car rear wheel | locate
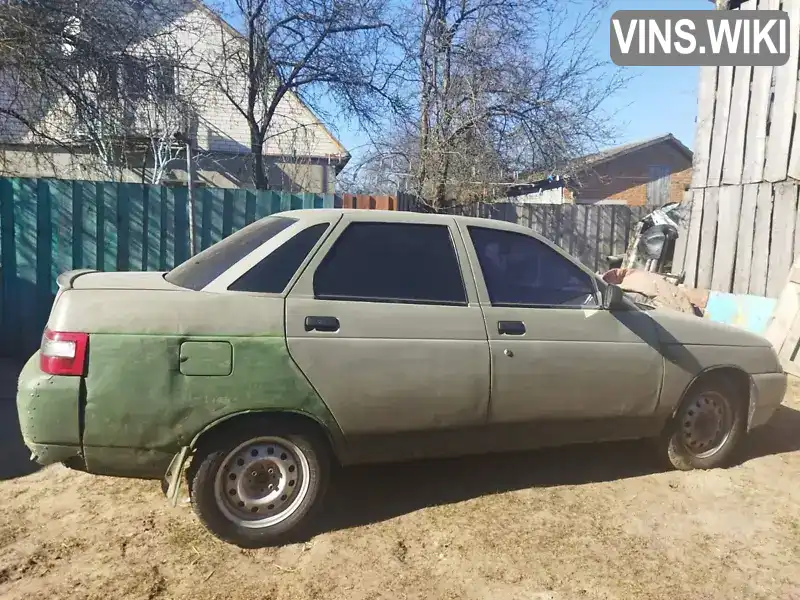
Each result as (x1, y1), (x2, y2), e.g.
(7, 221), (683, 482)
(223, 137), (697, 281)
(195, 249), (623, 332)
(188, 421), (329, 547)
(661, 376), (747, 471)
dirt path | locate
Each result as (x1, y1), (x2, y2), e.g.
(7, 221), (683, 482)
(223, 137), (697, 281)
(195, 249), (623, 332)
(2, 382), (800, 600)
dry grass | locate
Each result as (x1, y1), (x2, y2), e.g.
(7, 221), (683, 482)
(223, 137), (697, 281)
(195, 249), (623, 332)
(2, 393), (800, 599)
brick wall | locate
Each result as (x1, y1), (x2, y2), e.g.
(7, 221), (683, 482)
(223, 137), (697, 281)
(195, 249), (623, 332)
(572, 141), (692, 206)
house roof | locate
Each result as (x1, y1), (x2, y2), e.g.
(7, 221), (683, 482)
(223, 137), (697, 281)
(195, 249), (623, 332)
(576, 133), (693, 169)
(509, 134), (693, 194)
(189, 0), (350, 162)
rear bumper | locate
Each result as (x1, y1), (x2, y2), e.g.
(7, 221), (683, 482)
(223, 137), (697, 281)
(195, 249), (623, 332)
(16, 352), (82, 466)
(749, 372), (788, 430)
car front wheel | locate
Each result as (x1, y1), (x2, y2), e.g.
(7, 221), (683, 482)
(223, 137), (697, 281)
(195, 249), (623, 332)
(661, 376), (747, 471)
(188, 421), (328, 547)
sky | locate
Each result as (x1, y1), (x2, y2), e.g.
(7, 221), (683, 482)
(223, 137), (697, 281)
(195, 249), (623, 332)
(331, 0), (706, 162)
(593, 0), (704, 150)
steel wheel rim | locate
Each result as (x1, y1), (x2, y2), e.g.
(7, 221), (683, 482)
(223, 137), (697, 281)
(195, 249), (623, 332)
(213, 436), (310, 529)
(679, 391), (733, 459)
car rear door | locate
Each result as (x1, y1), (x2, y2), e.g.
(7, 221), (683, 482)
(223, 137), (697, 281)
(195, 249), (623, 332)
(285, 213), (491, 456)
(458, 221), (663, 428)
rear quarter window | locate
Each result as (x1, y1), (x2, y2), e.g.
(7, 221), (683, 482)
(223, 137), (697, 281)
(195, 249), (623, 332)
(165, 216), (297, 291)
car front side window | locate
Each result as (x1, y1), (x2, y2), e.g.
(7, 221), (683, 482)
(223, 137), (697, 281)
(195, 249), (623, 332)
(468, 226), (598, 308)
(313, 221), (468, 305)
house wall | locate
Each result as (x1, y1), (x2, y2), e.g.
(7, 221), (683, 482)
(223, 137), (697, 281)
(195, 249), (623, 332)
(0, 146), (337, 194)
(171, 7), (346, 161)
(571, 141), (692, 206)
(0, 4), (349, 191)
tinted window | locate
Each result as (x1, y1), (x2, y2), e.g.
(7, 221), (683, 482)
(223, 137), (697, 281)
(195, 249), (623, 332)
(229, 223), (329, 293)
(468, 226), (597, 307)
(314, 222), (467, 305)
(165, 216), (297, 291)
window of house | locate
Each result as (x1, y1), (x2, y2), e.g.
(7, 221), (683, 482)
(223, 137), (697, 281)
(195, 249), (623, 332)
(121, 58), (176, 103)
(151, 62), (176, 100)
(228, 223), (330, 293)
(122, 59), (148, 102)
(313, 222), (467, 305)
(166, 216), (298, 291)
(468, 226), (598, 307)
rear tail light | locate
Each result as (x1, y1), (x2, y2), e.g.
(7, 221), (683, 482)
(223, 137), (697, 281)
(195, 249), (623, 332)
(40, 329), (88, 376)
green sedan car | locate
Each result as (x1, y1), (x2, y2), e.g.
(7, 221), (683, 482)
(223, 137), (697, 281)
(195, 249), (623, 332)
(17, 209), (787, 547)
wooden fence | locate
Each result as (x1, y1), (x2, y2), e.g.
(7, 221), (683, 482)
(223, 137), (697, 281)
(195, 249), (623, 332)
(674, 0), (800, 297)
(0, 177), (334, 358)
(402, 197), (647, 272)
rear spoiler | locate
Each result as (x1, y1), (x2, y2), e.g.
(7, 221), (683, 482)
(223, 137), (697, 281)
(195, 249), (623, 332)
(56, 269), (98, 292)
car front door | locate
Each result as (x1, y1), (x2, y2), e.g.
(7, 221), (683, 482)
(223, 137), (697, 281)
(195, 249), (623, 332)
(459, 222), (663, 433)
(285, 214), (491, 461)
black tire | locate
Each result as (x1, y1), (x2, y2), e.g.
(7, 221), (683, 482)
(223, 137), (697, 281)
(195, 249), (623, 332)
(187, 418), (329, 548)
(659, 375), (747, 471)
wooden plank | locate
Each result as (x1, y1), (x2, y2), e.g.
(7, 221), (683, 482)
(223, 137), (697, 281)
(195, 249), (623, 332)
(585, 207), (600, 272)
(671, 191), (692, 274)
(696, 187), (719, 289)
(764, 0), (800, 183)
(741, 0), (778, 184)
(711, 185), (743, 292)
(598, 207), (613, 272)
(722, 52), (753, 183)
(679, 199), (699, 282)
(779, 314), (800, 377)
(611, 207), (631, 257)
(573, 206), (588, 266)
(707, 66), (734, 187)
(765, 250), (800, 352)
(787, 0), (800, 179)
(529, 206), (545, 236)
(750, 183), (774, 296)
(560, 204), (575, 255)
(771, 293), (800, 356)
(733, 184), (758, 294)
(692, 67), (718, 188)
(767, 183), (799, 297)
(723, 0), (757, 184)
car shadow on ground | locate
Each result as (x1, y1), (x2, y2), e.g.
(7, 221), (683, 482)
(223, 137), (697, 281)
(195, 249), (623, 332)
(0, 396), (40, 481)
(0, 359), (40, 481)
(314, 403), (800, 536)
(738, 404), (800, 464)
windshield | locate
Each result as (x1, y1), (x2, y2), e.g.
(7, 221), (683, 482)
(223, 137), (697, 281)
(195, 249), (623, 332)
(165, 216), (297, 291)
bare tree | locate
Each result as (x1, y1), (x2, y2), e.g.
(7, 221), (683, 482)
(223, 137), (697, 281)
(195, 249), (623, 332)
(0, 0), (204, 180)
(346, 0), (628, 210)
(205, 0), (404, 189)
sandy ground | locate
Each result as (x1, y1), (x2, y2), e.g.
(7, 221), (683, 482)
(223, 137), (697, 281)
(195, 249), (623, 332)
(2, 361), (800, 600)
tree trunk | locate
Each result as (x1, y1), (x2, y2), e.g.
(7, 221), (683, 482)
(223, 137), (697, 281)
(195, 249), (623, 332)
(253, 152), (268, 189)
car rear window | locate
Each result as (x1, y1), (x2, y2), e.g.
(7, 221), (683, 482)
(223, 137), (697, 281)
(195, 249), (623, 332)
(165, 216), (297, 291)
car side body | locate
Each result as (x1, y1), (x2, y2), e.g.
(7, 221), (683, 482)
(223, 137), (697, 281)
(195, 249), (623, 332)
(16, 208), (787, 540)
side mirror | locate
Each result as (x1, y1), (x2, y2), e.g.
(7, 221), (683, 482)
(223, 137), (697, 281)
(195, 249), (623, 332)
(602, 284), (625, 310)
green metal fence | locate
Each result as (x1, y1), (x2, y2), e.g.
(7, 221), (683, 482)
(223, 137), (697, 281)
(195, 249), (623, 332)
(0, 177), (335, 358)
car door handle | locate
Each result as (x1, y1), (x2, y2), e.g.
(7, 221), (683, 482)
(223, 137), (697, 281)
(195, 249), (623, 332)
(305, 316), (340, 332)
(498, 321), (526, 336)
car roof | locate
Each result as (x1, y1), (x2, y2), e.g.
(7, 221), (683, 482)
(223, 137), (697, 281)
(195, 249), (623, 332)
(276, 208), (533, 234)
